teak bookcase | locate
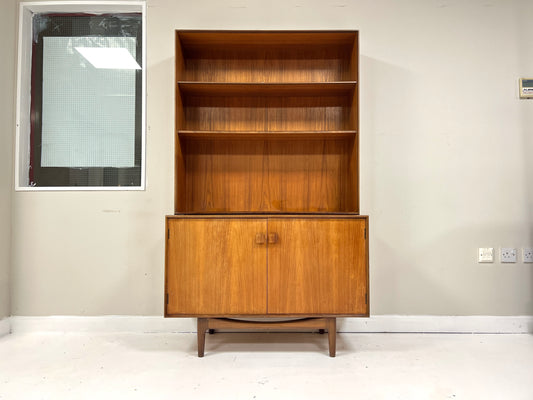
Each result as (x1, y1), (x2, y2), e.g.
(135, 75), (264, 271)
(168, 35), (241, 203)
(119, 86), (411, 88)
(165, 30), (369, 357)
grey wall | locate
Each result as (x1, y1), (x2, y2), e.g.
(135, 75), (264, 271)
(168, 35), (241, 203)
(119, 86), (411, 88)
(0, 0), (16, 319)
(9, 0), (533, 316)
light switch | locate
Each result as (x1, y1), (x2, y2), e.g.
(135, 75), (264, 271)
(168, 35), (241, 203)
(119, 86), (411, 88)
(478, 248), (494, 263)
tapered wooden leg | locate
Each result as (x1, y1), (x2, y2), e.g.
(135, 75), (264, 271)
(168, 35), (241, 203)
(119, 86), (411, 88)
(327, 318), (336, 357)
(197, 318), (208, 357)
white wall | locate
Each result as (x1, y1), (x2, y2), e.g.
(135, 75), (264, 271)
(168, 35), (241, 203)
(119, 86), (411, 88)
(0, 0), (16, 319)
(10, 0), (533, 316)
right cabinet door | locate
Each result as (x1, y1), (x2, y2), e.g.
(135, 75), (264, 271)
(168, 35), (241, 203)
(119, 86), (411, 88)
(267, 218), (368, 315)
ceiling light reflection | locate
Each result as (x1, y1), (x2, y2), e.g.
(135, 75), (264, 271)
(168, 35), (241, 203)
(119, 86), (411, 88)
(75, 47), (141, 70)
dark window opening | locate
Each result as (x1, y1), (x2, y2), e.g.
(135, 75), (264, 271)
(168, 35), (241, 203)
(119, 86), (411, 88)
(30, 13), (143, 187)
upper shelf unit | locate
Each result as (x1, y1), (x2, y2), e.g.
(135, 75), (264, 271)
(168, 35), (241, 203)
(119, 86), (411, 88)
(176, 30), (358, 83)
(174, 31), (360, 214)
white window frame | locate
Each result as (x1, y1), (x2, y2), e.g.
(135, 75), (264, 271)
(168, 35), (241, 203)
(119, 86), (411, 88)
(15, 1), (146, 191)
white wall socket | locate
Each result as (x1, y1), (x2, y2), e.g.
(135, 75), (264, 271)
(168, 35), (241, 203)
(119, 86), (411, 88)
(523, 248), (533, 263)
(478, 248), (494, 263)
(500, 248), (517, 263)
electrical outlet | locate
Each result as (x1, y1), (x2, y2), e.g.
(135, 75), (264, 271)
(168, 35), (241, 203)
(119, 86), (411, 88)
(500, 248), (517, 263)
(478, 248), (494, 263)
(523, 248), (533, 263)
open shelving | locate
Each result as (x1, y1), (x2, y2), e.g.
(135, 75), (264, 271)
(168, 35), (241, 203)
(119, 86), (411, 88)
(174, 30), (359, 214)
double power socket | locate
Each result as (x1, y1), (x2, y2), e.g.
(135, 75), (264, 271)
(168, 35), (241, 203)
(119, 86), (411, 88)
(479, 247), (533, 263)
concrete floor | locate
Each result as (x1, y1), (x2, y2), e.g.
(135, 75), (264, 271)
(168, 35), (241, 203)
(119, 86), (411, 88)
(0, 332), (532, 400)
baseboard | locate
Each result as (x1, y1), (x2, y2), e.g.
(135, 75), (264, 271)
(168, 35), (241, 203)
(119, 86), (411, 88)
(0, 317), (11, 337)
(11, 316), (196, 334)
(9, 315), (533, 334)
(340, 315), (533, 333)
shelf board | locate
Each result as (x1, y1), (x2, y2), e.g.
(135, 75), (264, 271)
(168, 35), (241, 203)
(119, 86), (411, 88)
(177, 82), (357, 97)
(171, 212), (363, 217)
(177, 130), (357, 139)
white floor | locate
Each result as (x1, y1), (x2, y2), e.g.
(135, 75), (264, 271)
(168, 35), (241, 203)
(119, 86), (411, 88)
(0, 331), (532, 400)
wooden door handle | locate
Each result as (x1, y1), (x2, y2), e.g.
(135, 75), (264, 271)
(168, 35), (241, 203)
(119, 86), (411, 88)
(255, 233), (266, 245)
(268, 232), (279, 244)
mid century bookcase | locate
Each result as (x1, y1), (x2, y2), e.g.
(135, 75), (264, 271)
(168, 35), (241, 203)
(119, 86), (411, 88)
(165, 30), (369, 357)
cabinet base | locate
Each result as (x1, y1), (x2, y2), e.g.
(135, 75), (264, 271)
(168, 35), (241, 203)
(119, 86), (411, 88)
(197, 317), (336, 357)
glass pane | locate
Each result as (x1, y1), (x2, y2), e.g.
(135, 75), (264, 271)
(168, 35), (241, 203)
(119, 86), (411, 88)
(41, 36), (137, 168)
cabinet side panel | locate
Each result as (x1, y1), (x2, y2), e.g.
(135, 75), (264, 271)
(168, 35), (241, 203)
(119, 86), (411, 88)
(166, 218), (267, 315)
(175, 45), (186, 212)
(348, 32), (358, 81)
(175, 131), (186, 213)
(348, 33), (359, 212)
(347, 134), (359, 213)
(267, 218), (367, 315)
(175, 31), (186, 81)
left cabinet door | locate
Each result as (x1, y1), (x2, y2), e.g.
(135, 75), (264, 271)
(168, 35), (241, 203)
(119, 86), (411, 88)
(165, 218), (268, 316)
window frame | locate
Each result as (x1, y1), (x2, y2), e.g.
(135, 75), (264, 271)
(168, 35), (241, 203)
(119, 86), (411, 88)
(15, 1), (146, 191)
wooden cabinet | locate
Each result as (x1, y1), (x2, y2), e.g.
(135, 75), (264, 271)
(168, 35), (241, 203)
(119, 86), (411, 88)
(166, 216), (368, 317)
(165, 30), (368, 357)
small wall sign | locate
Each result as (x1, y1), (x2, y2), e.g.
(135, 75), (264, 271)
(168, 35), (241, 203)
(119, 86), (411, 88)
(519, 78), (533, 99)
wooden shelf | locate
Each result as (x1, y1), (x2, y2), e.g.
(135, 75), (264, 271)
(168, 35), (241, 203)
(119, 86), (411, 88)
(177, 130), (357, 139)
(177, 82), (356, 97)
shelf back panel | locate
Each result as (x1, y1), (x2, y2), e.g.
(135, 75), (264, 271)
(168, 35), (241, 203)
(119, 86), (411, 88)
(176, 137), (358, 214)
(181, 95), (354, 132)
(177, 31), (358, 83)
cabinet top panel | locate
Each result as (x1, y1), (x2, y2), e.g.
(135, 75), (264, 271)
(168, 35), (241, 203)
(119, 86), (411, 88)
(167, 213), (368, 220)
(176, 30), (357, 47)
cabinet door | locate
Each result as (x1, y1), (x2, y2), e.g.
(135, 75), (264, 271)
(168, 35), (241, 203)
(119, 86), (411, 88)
(267, 218), (368, 315)
(166, 218), (267, 315)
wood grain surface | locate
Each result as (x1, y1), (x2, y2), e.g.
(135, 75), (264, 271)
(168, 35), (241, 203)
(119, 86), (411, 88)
(166, 218), (267, 315)
(179, 137), (357, 213)
(267, 218), (367, 314)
